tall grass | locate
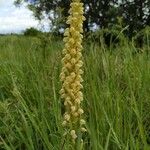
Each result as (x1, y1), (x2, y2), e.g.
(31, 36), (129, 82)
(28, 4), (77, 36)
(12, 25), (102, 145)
(0, 35), (150, 150)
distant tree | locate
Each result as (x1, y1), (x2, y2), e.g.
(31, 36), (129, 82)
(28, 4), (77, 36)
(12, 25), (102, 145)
(24, 27), (41, 36)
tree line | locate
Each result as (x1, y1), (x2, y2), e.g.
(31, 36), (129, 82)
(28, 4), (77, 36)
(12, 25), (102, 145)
(15, 0), (150, 37)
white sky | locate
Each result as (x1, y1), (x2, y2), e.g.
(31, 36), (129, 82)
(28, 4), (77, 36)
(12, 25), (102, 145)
(0, 0), (48, 34)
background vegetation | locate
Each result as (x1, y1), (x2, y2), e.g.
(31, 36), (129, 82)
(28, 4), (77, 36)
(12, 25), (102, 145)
(15, 0), (150, 36)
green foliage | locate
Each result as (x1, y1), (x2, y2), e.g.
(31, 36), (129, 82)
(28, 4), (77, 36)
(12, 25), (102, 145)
(24, 27), (42, 36)
(133, 26), (150, 50)
(86, 20), (128, 48)
(14, 0), (150, 36)
(0, 35), (150, 149)
(86, 21), (150, 51)
(120, 0), (150, 36)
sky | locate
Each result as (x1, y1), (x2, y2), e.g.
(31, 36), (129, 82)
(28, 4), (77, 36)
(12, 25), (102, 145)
(0, 0), (47, 34)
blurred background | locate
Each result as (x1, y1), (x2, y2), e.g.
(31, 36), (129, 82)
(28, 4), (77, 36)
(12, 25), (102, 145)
(0, 0), (150, 37)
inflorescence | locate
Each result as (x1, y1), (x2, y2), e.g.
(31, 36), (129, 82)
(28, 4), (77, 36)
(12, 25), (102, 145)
(60, 0), (86, 143)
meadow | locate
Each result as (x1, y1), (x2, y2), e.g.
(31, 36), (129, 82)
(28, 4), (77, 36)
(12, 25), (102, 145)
(0, 35), (150, 150)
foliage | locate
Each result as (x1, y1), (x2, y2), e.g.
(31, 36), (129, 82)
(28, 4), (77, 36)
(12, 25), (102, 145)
(14, 0), (150, 36)
(86, 20), (128, 48)
(24, 27), (42, 36)
(120, 0), (150, 36)
(0, 35), (150, 149)
(133, 26), (150, 49)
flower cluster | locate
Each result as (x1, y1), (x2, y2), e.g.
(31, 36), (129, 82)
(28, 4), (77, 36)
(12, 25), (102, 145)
(60, 0), (86, 143)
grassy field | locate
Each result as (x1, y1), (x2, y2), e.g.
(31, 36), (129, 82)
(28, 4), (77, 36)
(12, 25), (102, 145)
(0, 35), (150, 150)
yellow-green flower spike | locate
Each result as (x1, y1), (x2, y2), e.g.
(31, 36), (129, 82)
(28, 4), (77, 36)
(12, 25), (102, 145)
(60, 0), (86, 144)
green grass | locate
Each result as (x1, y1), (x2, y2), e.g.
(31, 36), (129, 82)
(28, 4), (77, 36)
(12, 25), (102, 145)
(0, 35), (150, 150)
